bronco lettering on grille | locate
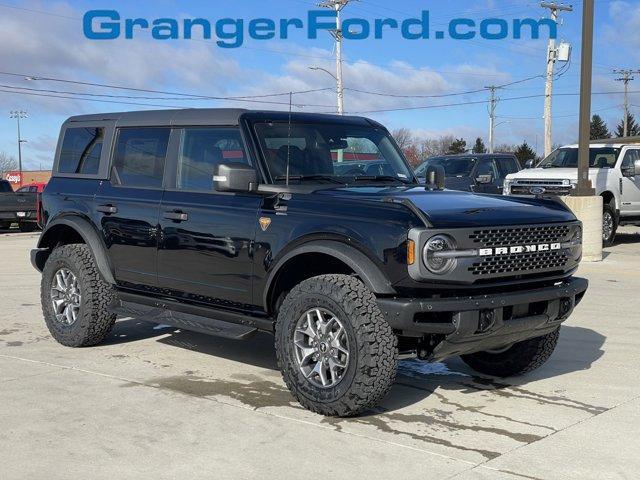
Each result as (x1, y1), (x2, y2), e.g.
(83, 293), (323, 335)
(478, 243), (561, 256)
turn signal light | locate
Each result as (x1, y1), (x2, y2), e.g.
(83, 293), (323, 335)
(407, 239), (415, 265)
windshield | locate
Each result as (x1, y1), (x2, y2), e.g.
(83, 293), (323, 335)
(538, 147), (621, 168)
(419, 157), (477, 177)
(253, 122), (414, 184)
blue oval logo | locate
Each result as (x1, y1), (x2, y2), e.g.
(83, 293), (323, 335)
(530, 186), (546, 195)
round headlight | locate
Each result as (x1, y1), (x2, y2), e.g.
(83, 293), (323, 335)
(423, 234), (457, 274)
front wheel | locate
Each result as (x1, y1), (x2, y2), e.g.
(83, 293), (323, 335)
(602, 204), (617, 247)
(275, 274), (397, 417)
(461, 328), (560, 377)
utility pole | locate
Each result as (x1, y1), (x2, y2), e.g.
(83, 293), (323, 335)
(485, 86), (501, 154)
(541, 2), (573, 157)
(318, 0), (352, 115)
(575, 0), (595, 196)
(9, 110), (27, 187)
(613, 69), (640, 137)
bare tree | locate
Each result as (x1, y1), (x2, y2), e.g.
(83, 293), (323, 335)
(0, 152), (17, 177)
(391, 128), (415, 151)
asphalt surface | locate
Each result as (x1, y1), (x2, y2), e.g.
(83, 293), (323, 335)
(1, 226), (639, 479)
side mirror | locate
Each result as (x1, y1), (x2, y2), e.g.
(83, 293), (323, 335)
(425, 165), (445, 190)
(475, 174), (493, 184)
(525, 159), (535, 169)
(214, 163), (258, 193)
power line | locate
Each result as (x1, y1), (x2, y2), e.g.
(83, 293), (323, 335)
(0, 71), (333, 101)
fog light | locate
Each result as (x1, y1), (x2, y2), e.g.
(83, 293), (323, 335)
(559, 298), (573, 318)
(476, 309), (496, 333)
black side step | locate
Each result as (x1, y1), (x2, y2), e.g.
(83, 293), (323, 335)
(109, 293), (274, 340)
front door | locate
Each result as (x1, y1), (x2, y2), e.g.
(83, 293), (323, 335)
(472, 158), (502, 194)
(157, 127), (261, 310)
(95, 127), (170, 290)
(620, 149), (640, 215)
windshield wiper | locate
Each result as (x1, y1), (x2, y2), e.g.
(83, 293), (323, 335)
(350, 175), (411, 184)
(274, 175), (345, 184)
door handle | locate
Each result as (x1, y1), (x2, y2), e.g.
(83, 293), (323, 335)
(163, 210), (188, 222)
(97, 204), (117, 214)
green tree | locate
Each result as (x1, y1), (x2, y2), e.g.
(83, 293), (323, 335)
(590, 114), (611, 140)
(514, 141), (536, 165)
(447, 138), (467, 154)
(472, 137), (486, 154)
(615, 113), (640, 137)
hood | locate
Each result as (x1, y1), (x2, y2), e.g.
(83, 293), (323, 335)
(507, 167), (602, 181)
(443, 176), (473, 192)
(317, 186), (577, 228)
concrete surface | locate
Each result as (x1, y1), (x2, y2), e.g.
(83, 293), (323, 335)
(1, 226), (639, 480)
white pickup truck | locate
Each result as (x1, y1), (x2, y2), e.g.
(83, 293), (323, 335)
(504, 142), (640, 246)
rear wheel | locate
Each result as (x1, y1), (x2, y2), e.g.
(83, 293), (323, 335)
(602, 203), (617, 247)
(0, 221), (11, 230)
(41, 244), (116, 347)
(461, 328), (560, 377)
(275, 274), (397, 417)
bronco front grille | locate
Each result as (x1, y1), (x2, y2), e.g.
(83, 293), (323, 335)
(469, 225), (571, 248)
(469, 250), (569, 276)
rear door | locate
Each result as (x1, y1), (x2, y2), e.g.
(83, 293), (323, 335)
(157, 127), (261, 310)
(620, 148), (640, 215)
(95, 127), (170, 290)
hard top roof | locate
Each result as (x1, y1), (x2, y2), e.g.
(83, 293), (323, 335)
(65, 108), (378, 128)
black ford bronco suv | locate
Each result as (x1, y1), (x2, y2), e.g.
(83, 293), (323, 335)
(32, 109), (587, 417)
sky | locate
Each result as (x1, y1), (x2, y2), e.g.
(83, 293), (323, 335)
(0, 0), (639, 170)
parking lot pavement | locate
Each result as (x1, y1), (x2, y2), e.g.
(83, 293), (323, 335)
(1, 228), (639, 480)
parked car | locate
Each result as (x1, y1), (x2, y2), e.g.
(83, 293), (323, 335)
(415, 153), (521, 194)
(0, 178), (40, 231)
(32, 109), (587, 417)
(504, 142), (640, 246)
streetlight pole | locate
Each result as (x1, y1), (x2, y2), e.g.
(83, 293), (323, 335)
(9, 110), (27, 187)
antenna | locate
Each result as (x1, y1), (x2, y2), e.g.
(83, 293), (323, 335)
(285, 92), (293, 186)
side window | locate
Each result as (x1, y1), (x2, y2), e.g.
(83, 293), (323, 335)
(16, 186), (28, 193)
(475, 159), (498, 179)
(496, 158), (520, 177)
(177, 128), (248, 192)
(0, 181), (11, 193)
(58, 127), (104, 175)
(622, 149), (640, 168)
(112, 128), (170, 188)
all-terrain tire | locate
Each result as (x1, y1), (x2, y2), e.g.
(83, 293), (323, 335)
(275, 274), (397, 417)
(461, 328), (560, 377)
(41, 244), (116, 347)
(602, 203), (617, 247)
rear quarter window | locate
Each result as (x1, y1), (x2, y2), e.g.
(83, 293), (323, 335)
(58, 127), (104, 175)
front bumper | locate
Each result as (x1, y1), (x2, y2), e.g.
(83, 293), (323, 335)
(377, 277), (588, 361)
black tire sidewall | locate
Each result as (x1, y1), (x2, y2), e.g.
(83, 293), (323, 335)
(278, 288), (359, 405)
